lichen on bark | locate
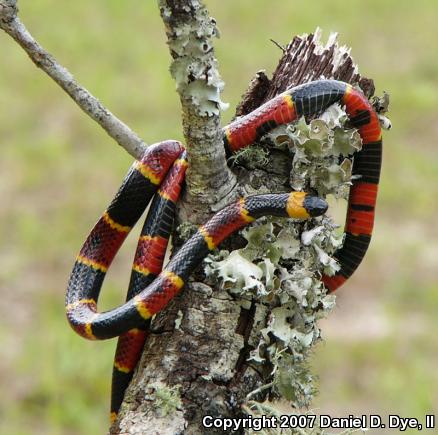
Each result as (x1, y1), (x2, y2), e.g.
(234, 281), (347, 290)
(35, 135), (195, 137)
(159, 0), (236, 224)
(203, 107), (357, 409)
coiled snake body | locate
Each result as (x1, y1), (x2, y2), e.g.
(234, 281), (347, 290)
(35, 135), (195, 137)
(65, 80), (382, 421)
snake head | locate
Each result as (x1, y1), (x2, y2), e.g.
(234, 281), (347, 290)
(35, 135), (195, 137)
(303, 194), (328, 217)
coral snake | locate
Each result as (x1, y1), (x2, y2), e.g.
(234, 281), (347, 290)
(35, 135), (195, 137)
(65, 80), (382, 422)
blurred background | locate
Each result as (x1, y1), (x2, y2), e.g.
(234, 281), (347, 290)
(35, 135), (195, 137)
(1, 0), (437, 433)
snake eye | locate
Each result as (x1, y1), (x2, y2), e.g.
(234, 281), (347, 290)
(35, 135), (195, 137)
(303, 195), (328, 217)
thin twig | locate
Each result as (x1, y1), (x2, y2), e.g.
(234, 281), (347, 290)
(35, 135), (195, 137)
(246, 381), (274, 400)
(270, 38), (286, 52)
(0, 0), (147, 160)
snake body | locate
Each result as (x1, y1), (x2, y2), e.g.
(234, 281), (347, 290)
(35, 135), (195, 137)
(65, 80), (382, 421)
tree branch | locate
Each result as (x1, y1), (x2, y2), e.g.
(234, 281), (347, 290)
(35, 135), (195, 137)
(158, 0), (236, 224)
(0, 0), (147, 160)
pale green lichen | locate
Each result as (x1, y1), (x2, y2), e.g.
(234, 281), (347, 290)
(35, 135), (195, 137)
(177, 221), (198, 241)
(204, 93), (390, 413)
(229, 145), (270, 170)
(162, 2), (228, 116)
(204, 216), (341, 304)
(148, 383), (182, 417)
(373, 91), (392, 130)
(204, 216), (340, 408)
(174, 310), (184, 330)
(274, 110), (362, 197)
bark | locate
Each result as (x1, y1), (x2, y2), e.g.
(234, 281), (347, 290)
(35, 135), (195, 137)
(112, 28), (373, 435)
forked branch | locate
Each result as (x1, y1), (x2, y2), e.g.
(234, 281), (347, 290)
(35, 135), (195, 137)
(158, 0), (236, 223)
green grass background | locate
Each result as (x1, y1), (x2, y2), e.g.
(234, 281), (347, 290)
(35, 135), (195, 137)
(1, 0), (437, 433)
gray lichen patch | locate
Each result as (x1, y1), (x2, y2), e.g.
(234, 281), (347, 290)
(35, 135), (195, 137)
(204, 215), (338, 407)
(229, 145), (270, 170)
(147, 382), (183, 417)
(272, 108), (362, 198)
(160, 1), (228, 116)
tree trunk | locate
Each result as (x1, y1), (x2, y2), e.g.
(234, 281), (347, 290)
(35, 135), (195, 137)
(112, 27), (374, 434)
